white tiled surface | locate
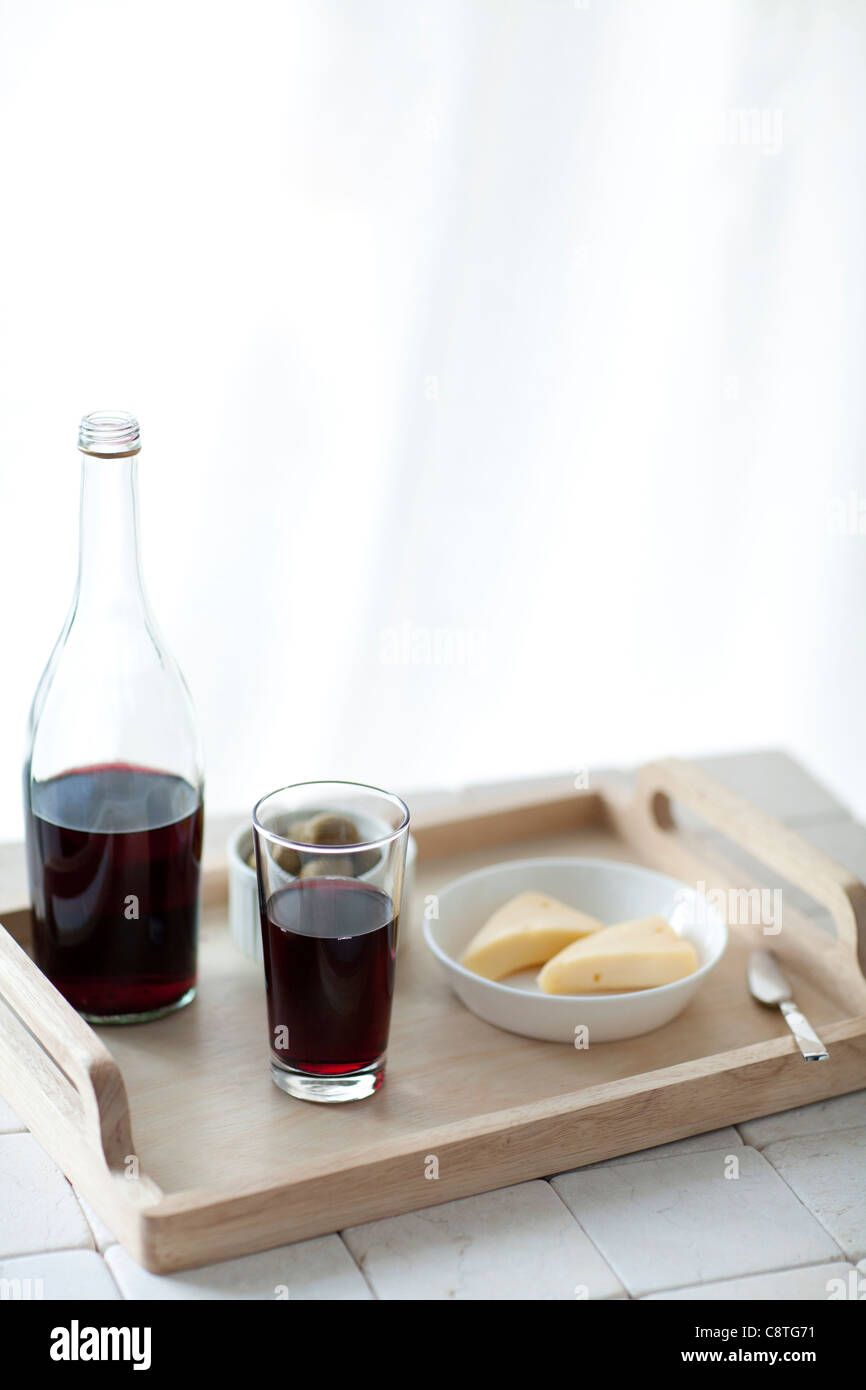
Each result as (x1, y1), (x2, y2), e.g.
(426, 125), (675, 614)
(2, 750), (866, 1301)
(761, 1127), (866, 1263)
(343, 1181), (624, 1300)
(0, 1134), (93, 1259)
(739, 1092), (866, 1148)
(645, 1262), (857, 1301)
(106, 1235), (371, 1300)
(0, 1249), (121, 1299)
(551, 1147), (841, 1297)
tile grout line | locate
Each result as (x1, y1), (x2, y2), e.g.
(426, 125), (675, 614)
(0, 1238), (96, 1262)
(70, 1189), (105, 1260)
(546, 1143), (850, 1299)
(749, 1146), (850, 1264)
(100, 1252), (125, 1299)
(337, 1230), (379, 1300)
(642, 1255), (854, 1300)
(0, 1244), (126, 1300)
(543, 1176), (635, 1299)
(735, 1115), (866, 1150)
(566, 1140), (745, 1176)
(714, 1142), (850, 1281)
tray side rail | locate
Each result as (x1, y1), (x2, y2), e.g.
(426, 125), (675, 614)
(0, 923), (151, 1183)
(624, 757), (866, 987)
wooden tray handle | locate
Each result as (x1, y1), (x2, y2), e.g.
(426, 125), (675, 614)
(633, 758), (866, 977)
(0, 924), (134, 1173)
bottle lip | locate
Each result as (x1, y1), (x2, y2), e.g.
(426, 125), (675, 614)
(78, 411), (141, 457)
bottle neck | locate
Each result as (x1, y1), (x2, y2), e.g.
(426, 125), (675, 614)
(75, 454), (148, 615)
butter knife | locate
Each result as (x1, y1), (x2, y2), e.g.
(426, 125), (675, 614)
(748, 949), (829, 1061)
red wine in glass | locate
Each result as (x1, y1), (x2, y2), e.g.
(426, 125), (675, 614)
(261, 877), (397, 1077)
(25, 763), (203, 1020)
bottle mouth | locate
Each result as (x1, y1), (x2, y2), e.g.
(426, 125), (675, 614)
(78, 411), (141, 457)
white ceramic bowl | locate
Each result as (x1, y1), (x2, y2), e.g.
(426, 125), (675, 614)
(228, 822), (417, 964)
(423, 856), (727, 1043)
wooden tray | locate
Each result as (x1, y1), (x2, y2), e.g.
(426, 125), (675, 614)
(1, 758), (865, 1273)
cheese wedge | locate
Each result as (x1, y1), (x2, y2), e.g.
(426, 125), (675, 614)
(461, 891), (602, 981)
(537, 915), (699, 994)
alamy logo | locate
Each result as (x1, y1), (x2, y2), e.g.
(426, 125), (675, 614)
(50, 1320), (152, 1371)
(379, 621), (489, 668)
(687, 880), (782, 934)
(719, 107), (783, 155)
(0, 1276), (44, 1300)
(826, 1269), (866, 1300)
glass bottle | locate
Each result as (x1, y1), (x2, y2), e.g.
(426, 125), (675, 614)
(23, 411), (204, 1023)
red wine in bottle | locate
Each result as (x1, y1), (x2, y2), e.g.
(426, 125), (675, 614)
(27, 764), (203, 1019)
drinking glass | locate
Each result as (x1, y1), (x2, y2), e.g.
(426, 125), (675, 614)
(252, 781), (409, 1103)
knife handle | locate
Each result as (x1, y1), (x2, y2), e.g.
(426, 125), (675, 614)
(779, 1000), (829, 1062)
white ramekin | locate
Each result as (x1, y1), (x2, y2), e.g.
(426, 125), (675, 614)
(424, 855), (727, 1043)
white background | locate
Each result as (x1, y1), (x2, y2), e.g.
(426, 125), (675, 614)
(1, 0), (864, 839)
